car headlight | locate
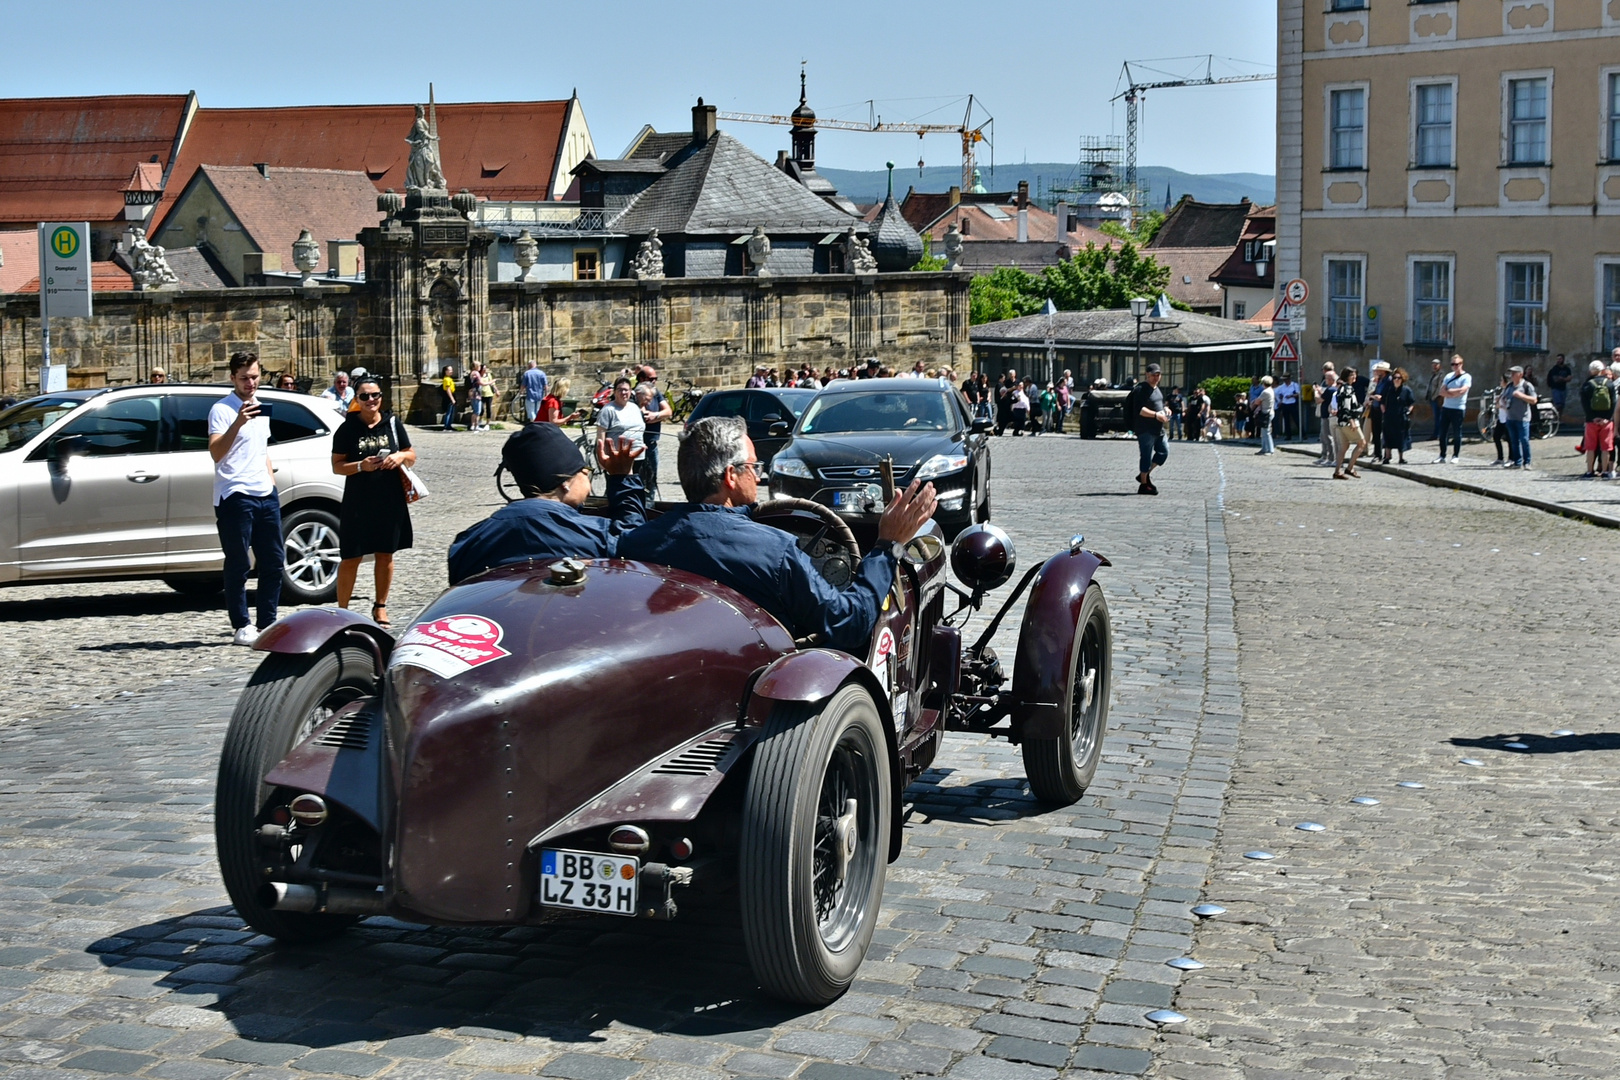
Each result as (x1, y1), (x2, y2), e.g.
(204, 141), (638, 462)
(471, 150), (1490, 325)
(771, 456), (812, 479)
(915, 453), (968, 481)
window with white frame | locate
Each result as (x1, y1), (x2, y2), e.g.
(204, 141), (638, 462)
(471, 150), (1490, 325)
(1508, 78), (1548, 164)
(1609, 73), (1620, 162)
(1412, 261), (1452, 345)
(1414, 83), (1453, 167)
(1604, 264), (1620, 352)
(1327, 259), (1363, 341)
(1330, 89), (1366, 169)
(1503, 260), (1547, 350)
(1232, 300), (1247, 320)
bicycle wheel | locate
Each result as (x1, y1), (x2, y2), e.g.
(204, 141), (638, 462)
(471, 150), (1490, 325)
(573, 430), (606, 496)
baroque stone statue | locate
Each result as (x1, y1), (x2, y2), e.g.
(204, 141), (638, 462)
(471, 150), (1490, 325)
(630, 228), (664, 279)
(842, 226), (878, 274)
(942, 222), (964, 270)
(405, 104), (447, 193)
(128, 227), (178, 290)
(745, 226), (771, 277)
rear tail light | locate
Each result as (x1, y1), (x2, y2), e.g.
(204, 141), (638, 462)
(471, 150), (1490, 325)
(288, 793), (328, 827)
(670, 837), (694, 861)
(608, 825), (650, 855)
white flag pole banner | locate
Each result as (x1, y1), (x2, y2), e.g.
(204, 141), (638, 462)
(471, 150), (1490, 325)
(38, 221), (92, 391)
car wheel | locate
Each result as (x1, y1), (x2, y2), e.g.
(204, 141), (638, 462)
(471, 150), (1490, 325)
(163, 574), (222, 596)
(281, 507), (341, 605)
(976, 486), (992, 524)
(1022, 584), (1111, 804)
(740, 683), (891, 1006)
(215, 645), (378, 942)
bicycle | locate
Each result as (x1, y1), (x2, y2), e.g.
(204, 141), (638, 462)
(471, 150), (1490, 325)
(494, 406), (603, 503)
(669, 379), (705, 423)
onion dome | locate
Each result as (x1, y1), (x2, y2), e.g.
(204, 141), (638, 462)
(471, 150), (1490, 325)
(791, 67), (816, 128)
(868, 162), (923, 272)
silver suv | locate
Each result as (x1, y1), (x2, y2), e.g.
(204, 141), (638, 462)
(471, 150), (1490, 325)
(0, 384), (345, 603)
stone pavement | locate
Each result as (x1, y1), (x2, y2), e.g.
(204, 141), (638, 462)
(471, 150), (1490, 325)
(0, 434), (1245, 1080)
(1151, 447), (1620, 1079)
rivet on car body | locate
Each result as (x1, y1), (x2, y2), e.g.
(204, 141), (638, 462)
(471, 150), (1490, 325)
(608, 825), (651, 855)
(288, 794), (328, 827)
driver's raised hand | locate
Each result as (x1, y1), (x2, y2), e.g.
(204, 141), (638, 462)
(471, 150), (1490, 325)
(877, 479), (937, 543)
(597, 436), (644, 476)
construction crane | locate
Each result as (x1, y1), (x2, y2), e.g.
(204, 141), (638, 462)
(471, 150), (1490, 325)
(719, 82), (992, 193)
(1111, 56), (1275, 199)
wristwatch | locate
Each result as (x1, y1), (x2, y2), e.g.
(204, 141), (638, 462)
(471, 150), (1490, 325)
(879, 539), (907, 562)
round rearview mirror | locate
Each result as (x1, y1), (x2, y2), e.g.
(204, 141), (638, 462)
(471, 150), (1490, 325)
(950, 523), (1016, 591)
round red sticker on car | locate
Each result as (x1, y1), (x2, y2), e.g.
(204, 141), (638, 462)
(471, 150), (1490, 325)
(391, 615), (512, 679)
(873, 627), (895, 665)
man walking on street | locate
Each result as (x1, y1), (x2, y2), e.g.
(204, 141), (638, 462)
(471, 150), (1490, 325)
(1315, 364), (1338, 465)
(1581, 359), (1616, 478)
(1127, 363), (1170, 495)
(1434, 355), (1470, 464)
(208, 351), (282, 646)
(520, 360), (548, 423)
(1425, 357), (1445, 442)
(1502, 365), (1537, 469)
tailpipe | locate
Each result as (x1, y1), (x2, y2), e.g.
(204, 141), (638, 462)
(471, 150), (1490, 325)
(260, 882), (387, 916)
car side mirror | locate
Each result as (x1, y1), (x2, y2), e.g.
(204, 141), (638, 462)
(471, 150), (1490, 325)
(971, 417), (992, 433)
(51, 434), (90, 466)
(768, 421), (791, 437)
(950, 523), (1017, 591)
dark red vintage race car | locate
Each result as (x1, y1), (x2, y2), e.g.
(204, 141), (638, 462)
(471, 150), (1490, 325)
(215, 504), (1112, 1006)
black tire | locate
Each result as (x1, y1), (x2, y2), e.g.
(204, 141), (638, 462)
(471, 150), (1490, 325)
(281, 506), (341, 605)
(740, 683), (891, 1005)
(976, 486), (992, 524)
(1022, 584), (1111, 805)
(215, 645), (379, 942)
(163, 574), (222, 596)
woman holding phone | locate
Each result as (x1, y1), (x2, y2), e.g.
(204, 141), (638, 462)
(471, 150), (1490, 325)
(330, 377), (415, 626)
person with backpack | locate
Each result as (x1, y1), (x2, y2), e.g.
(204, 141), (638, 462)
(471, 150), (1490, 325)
(1581, 358), (1617, 479)
(1332, 370), (1365, 480)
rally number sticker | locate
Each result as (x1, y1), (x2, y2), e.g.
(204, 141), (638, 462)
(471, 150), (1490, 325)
(391, 615), (511, 679)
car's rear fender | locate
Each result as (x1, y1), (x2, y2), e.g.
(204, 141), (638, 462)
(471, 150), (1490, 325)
(743, 648), (906, 861)
(265, 701), (388, 835)
(1010, 547), (1106, 740)
(255, 607), (395, 669)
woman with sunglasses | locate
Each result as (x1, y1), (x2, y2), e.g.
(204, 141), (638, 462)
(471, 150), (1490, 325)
(330, 378), (416, 627)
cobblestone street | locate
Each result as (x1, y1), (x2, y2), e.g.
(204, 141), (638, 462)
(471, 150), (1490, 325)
(0, 427), (1613, 1079)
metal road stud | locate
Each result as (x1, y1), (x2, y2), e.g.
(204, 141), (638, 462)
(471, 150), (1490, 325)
(1351, 797), (1380, 805)
(1459, 758), (1484, 767)
(1190, 903), (1226, 918)
(1243, 850), (1276, 860)
(1552, 730), (1575, 737)
(1397, 782), (1425, 789)
(1504, 742), (1528, 750)
(1166, 957), (1205, 970)
(1295, 822), (1326, 832)
(1146, 1010), (1188, 1025)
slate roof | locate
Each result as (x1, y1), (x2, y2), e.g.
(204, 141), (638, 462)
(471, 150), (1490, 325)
(1210, 204), (1276, 289)
(1145, 247), (1230, 311)
(110, 245), (229, 290)
(621, 127), (696, 165)
(180, 165), (382, 275)
(610, 133), (859, 236)
(971, 308), (1271, 350)
(1146, 197), (1252, 250)
(0, 94), (192, 224)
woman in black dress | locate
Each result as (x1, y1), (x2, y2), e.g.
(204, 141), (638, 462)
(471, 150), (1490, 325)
(329, 378), (415, 626)
(1381, 367), (1416, 464)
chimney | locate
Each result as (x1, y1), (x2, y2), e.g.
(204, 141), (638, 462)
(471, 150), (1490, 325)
(1016, 206), (1028, 243)
(948, 185), (960, 206)
(326, 239), (360, 277)
(254, 162), (269, 179)
(241, 251), (282, 284)
(692, 97), (717, 144)
(1016, 180), (1029, 209)
(1055, 200), (1069, 241)
(776, 150), (789, 171)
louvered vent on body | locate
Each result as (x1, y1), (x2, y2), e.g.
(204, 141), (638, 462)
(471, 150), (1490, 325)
(652, 739), (731, 776)
(316, 713), (373, 750)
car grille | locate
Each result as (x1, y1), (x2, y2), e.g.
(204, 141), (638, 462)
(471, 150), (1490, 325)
(652, 739), (733, 776)
(316, 712), (373, 750)
(817, 464), (914, 483)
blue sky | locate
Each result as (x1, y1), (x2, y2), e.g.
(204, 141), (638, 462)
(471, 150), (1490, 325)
(4, 0), (1277, 176)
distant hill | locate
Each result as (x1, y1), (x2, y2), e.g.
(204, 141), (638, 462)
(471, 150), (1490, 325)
(817, 162), (1275, 208)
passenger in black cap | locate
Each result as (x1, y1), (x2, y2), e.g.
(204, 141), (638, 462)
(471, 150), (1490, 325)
(446, 424), (644, 584)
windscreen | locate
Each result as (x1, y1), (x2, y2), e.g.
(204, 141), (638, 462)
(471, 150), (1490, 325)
(0, 397), (84, 453)
(798, 391), (955, 435)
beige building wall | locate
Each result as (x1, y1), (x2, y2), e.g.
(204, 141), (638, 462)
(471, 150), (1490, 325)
(1282, 0), (1620, 397)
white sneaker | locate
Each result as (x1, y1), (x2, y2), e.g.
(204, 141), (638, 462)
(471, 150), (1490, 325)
(1605, 471), (1617, 480)
(232, 625), (260, 647)
(1446, 458), (1459, 465)
(1431, 456), (1446, 464)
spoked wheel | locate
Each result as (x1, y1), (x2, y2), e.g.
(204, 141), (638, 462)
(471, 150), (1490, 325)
(215, 644), (379, 942)
(1022, 584), (1112, 804)
(281, 508), (341, 604)
(1536, 409), (1560, 440)
(740, 684), (891, 1005)
(573, 431), (606, 497)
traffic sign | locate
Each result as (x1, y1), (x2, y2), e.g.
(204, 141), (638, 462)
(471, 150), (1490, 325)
(37, 221), (92, 319)
(1284, 278), (1309, 305)
(1363, 304), (1381, 343)
(1274, 299), (1307, 334)
(1271, 334), (1298, 363)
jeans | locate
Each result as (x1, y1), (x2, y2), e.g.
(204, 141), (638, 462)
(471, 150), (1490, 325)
(1438, 408), (1464, 458)
(1137, 429), (1168, 475)
(442, 391), (456, 430)
(1551, 388), (1566, 416)
(1430, 399), (1445, 440)
(471, 396), (484, 425)
(1259, 420), (1274, 454)
(215, 492), (283, 630)
(638, 435), (661, 499)
(1507, 418), (1532, 465)
(524, 396), (541, 423)
(1275, 406), (1298, 440)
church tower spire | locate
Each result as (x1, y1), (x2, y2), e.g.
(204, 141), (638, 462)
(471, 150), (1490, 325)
(791, 61), (817, 170)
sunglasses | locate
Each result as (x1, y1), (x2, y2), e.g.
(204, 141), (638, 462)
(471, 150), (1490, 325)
(357, 392), (383, 401)
(731, 459), (765, 477)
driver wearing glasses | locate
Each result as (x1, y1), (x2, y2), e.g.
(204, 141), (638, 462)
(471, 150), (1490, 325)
(616, 417), (937, 654)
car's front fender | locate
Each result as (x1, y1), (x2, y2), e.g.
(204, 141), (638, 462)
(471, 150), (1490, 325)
(255, 607), (394, 667)
(1011, 548), (1105, 739)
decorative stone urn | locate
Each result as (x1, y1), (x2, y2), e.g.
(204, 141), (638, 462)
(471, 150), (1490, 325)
(291, 228), (321, 286)
(513, 230), (539, 281)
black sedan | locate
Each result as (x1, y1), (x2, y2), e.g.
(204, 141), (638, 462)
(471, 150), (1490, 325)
(684, 387), (817, 469)
(766, 378), (991, 536)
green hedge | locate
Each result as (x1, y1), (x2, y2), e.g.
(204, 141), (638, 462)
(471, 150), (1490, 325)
(1199, 376), (1254, 406)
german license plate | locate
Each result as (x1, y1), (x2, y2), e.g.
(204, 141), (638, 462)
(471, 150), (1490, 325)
(539, 849), (638, 916)
(834, 489), (881, 509)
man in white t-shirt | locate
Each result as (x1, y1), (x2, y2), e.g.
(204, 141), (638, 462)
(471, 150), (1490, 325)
(1433, 353), (1471, 464)
(595, 377), (646, 452)
(208, 351), (282, 645)
(319, 370), (353, 410)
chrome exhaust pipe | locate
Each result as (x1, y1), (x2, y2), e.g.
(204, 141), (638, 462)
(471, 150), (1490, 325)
(260, 882), (387, 916)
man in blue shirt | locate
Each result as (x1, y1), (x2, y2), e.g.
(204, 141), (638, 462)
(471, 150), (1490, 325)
(519, 360), (548, 423)
(447, 423), (643, 584)
(616, 417), (936, 654)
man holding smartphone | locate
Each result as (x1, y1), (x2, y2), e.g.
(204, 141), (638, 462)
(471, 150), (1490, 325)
(208, 350), (282, 645)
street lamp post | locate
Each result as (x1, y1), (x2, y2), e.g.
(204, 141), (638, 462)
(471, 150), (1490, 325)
(1129, 296), (1151, 378)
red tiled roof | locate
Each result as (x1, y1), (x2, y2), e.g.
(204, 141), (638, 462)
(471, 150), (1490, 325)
(123, 162), (163, 192)
(185, 165), (382, 275)
(0, 228), (40, 293)
(153, 101), (572, 232)
(14, 259), (134, 293)
(1143, 247), (1230, 310)
(917, 203), (1114, 249)
(0, 94), (192, 225)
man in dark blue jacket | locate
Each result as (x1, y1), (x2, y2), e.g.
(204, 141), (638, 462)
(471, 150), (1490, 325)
(616, 417), (936, 654)
(447, 423), (643, 584)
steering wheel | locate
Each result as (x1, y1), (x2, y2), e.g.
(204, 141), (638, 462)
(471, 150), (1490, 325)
(753, 497), (859, 557)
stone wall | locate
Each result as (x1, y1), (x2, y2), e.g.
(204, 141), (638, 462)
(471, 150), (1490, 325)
(1, 271), (971, 420)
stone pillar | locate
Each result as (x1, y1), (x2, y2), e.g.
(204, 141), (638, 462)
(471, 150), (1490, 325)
(850, 279), (875, 353)
(465, 230), (493, 375)
(636, 281), (663, 361)
(747, 281), (771, 358)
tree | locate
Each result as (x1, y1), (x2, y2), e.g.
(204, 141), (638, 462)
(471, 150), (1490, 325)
(969, 267), (1044, 325)
(1100, 208), (1166, 247)
(910, 234), (947, 272)
(967, 241), (1176, 325)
